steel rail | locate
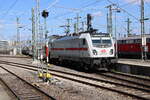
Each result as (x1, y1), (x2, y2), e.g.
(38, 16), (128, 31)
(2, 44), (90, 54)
(0, 75), (19, 99)
(0, 56), (31, 59)
(110, 71), (150, 82)
(98, 72), (150, 89)
(0, 65), (56, 100)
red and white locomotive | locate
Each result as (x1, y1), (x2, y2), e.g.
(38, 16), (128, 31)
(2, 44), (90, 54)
(48, 31), (115, 70)
(117, 34), (150, 58)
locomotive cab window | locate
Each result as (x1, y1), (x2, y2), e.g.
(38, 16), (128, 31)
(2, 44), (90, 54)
(92, 38), (112, 47)
(82, 39), (86, 45)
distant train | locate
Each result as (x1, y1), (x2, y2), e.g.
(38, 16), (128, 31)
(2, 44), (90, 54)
(48, 31), (116, 70)
(0, 40), (10, 54)
(117, 34), (150, 58)
(22, 44), (33, 56)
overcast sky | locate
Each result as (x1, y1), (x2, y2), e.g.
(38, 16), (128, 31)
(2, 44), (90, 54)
(0, 0), (150, 40)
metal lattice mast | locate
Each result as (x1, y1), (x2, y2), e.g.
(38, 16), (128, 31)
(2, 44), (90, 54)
(37, 0), (43, 55)
(66, 18), (71, 35)
(74, 23), (77, 33)
(126, 18), (132, 37)
(107, 13), (109, 33)
(16, 17), (19, 45)
(32, 8), (36, 61)
(141, 0), (145, 60)
(141, 0), (145, 37)
(81, 21), (85, 32)
(107, 4), (121, 59)
(16, 17), (21, 54)
(35, 0), (40, 59)
(107, 5), (113, 36)
(74, 13), (81, 33)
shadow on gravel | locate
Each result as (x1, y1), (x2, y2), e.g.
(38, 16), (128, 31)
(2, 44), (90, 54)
(51, 62), (108, 74)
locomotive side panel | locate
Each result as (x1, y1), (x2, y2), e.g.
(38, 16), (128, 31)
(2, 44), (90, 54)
(49, 36), (91, 61)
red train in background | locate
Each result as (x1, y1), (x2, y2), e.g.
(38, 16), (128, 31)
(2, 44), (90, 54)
(117, 34), (150, 59)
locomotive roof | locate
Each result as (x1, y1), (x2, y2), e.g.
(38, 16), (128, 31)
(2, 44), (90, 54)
(52, 32), (111, 41)
(54, 36), (79, 41)
(118, 34), (150, 40)
(91, 33), (110, 37)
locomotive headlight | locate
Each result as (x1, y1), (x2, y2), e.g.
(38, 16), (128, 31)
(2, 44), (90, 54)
(93, 49), (97, 55)
(110, 49), (113, 55)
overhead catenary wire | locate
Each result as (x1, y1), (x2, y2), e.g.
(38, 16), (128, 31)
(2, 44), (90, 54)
(49, 0), (139, 21)
(81, 0), (104, 9)
(144, 1), (150, 17)
(46, 0), (59, 10)
(3, 0), (18, 17)
(145, 0), (150, 8)
(48, 0), (140, 23)
(49, 0), (105, 20)
(46, 0), (147, 35)
(107, 0), (139, 21)
(53, 5), (79, 11)
(46, 0), (106, 34)
(119, 0), (139, 7)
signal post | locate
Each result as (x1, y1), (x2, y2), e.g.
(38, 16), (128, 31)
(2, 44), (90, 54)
(41, 10), (52, 82)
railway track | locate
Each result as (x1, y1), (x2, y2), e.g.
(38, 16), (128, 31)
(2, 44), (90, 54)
(97, 71), (150, 89)
(0, 55), (31, 59)
(110, 71), (150, 82)
(0, 60), (149, 89)
(0, 65), (55, 100)
(0, 60), (150, 100)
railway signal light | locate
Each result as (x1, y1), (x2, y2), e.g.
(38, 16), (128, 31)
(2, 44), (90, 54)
(42, 10), (49, 18)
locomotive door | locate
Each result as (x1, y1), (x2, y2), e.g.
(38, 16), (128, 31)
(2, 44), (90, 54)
(80, 39), (86, 57)
(49, 42), (53, 59)
(79, 39), (82, 58)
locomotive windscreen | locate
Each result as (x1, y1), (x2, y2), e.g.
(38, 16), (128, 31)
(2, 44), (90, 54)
(92, 38), (112, 47)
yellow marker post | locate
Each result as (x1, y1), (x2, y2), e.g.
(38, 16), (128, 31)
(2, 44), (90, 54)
(43, 72), (52, 82)
(38, 72), (43, 78)
(45, 73), (52, 79)
(47, 63), (51, 67)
